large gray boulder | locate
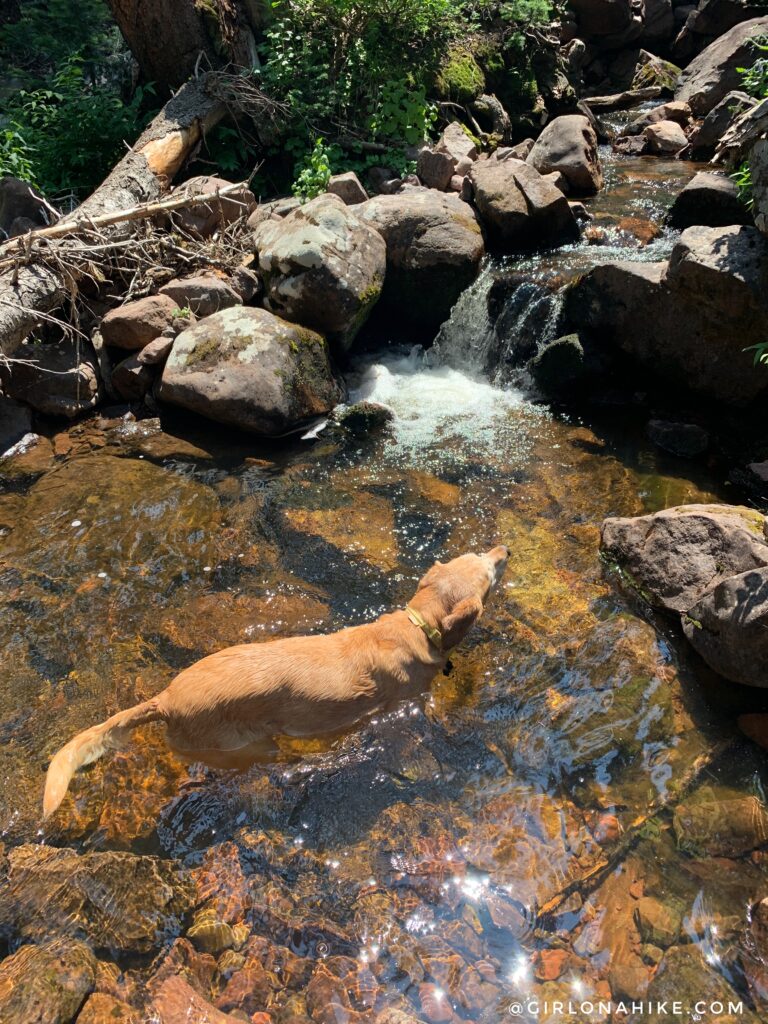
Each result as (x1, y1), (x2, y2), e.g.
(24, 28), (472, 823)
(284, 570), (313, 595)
(601, 504), (768, 613)
(159, 306), (342, 435)
(675, 16), (768, 115)
(527, 115), (603, 195)
(601, 504), (768, 687)
(467, 159), (579, 250)
(565, 225), (768, 404)
(254, 193), (386, 351)
(665, 170), (751, 227)
(0, 338), (102, 418)
(355, 190), (484, 330)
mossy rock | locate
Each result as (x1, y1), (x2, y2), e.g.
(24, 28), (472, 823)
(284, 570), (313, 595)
(633, 55), (681, 92)
(435, 44), (486, 104)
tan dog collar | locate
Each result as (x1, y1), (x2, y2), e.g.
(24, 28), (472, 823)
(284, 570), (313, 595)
(406, 605), (443, 650)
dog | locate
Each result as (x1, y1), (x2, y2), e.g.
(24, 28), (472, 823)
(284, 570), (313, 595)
(43, 546), (509, 817)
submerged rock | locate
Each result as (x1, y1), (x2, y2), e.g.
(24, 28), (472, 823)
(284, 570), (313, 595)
(646, 419), (709, 457)
(0, 939), (97, 1024)
(254, 193), (386, 350)
(0, 844), (192, 954)
(467, 159), (579, 250)
(527, 114), (603, 195)
(355, 190), (484, 331)
(159, 306), (343, 435)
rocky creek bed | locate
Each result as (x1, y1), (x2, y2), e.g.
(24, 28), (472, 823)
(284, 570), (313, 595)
(3, 85), (768, 1024)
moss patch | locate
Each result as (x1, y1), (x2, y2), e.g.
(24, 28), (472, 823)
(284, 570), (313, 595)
(435, 44), (486, 104)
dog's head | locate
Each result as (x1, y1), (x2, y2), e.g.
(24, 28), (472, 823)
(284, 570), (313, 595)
(414, 546), (509, 649)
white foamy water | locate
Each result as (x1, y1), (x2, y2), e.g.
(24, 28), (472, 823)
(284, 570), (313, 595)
(346, 346), (548, 470)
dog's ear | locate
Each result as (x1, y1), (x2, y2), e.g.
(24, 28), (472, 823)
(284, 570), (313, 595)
(441, 596), (483, 650)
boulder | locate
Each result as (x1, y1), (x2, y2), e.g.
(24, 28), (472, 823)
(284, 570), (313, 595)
(529, 334), (586, 393)
(111, 353), (154, 401)
(101, 295), (180, 350)
(527, 114), (603, 195)
(673, 786), (768, 853)
(493, 139), (535, 161)
(646, 419), (709, 456)
(623, 100), (692, 135)
(641, 0), (675, 45)
(632, 50), (682, 90)
(675, 16), (768, 115)
(355, 190), (485, 330)
(417, 148), (455, 190)
(0, 844), (192, 954)
(169, 175), (256, 237)
(467, 159), (579, 250)
(151, 975), (242, 1024)
(673, 0), (766, 62)
(327, 171), (367, 205)
(76, 993), (140, 1024)
(643, 119), (688, 153)
(614, 134), (650, 155)
(159, 306), (342, 436)
(0, 394), (32, 455)
(0, 338), (102, 418)
(159, 275), (242, 317)
(436, 121), (478, 166)
(253, 193), (386, 350)
(0, 939), (97, 1024)
(600, 503), (768, 612)
(665, 170), (750, 227)
(565, 225), (768, 404)
(687, 90), (755, 157)
(751, 137), (768, 236)
(0, 176), (48, 239)
(137, 335), (175, 366)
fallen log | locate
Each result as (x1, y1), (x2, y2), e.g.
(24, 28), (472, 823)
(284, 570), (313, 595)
(0, 74), (225, 357)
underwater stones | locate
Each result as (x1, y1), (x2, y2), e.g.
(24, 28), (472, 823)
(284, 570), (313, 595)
(633, 896), (682, 947)
(282, 492), (398, 572)
(101, 294), (180, 351)
(467, 159), (579, 250)
(0, 337), (102, 418)
(675, 16), (768, 115)
(253, 193), (387, 350)
(159, 306), (342, 435)
(527, 115), (603, 195)
(601, 503), (768, 613)
(355, 190), (484, 331)
(642, 945), (758, 1024)
(76, 993), (140, 1024)
(646, 419), (709, 457)
(0, 938), (97, 1024)
(674, 785), (768, 856)
(151, 974), (243, 1024)
(0, 845), (192, 954)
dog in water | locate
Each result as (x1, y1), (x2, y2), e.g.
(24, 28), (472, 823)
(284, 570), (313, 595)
(43, 546), (509, 817)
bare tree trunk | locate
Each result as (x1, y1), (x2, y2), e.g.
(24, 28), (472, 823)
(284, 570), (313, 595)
(106, 0), (265, 93)
(0, 76), (224, 357)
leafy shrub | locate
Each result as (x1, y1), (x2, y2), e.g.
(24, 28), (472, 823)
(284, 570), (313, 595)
(293, 137), (334, 200)
(738, 36), (768, 99)
(6, 57), (152, 199)
(0, 125), (36, 183)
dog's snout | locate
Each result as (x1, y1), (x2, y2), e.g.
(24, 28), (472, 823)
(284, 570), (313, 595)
(487, 544), (509, 563)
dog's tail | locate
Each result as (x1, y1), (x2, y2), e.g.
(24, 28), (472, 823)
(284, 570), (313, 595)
(43, 698), (164, 818)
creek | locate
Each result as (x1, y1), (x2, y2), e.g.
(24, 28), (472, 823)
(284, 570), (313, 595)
(1, 126), (767, 1020)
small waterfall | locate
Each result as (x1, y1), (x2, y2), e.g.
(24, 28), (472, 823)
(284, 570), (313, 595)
(433, 262), (566, 382)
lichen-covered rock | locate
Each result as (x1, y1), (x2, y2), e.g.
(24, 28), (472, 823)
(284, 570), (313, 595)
(159, 306), (342, 435)
(0, 939), (97, 1024)
(355, 190), (484, 330)
(0, 844), (192, 954)
(600, 503), (768, 613)
(254, 193), (386, 350)
(527, 115), (603, 195)
(467, 159), (579, 250)
(0, 337), (102, 418)
(101, 295), (180, 350)
(675, 16), (768, 115)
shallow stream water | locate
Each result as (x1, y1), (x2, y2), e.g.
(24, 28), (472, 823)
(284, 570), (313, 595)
(2, 139), (768, 1023)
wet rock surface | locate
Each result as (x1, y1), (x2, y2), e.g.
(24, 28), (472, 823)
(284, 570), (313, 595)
(527, 114), (604, 195)
(0, 939), (96, 1024)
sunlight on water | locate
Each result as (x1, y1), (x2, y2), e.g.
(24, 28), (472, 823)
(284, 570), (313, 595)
(347, 346), (548, 470)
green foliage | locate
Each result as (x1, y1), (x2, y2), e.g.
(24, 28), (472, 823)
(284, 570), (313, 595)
(745, 341), (768, 367)
(258, 0), (457, 168)
(737, 36), (768, 99)
(733, 160), (754, 209)
(293, 137), (334, 200)
(0, 125), (36, 183)
(6, 57), (152, 199)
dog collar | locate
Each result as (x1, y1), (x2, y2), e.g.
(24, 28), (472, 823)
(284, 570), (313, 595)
(405, 605), (443, 650)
